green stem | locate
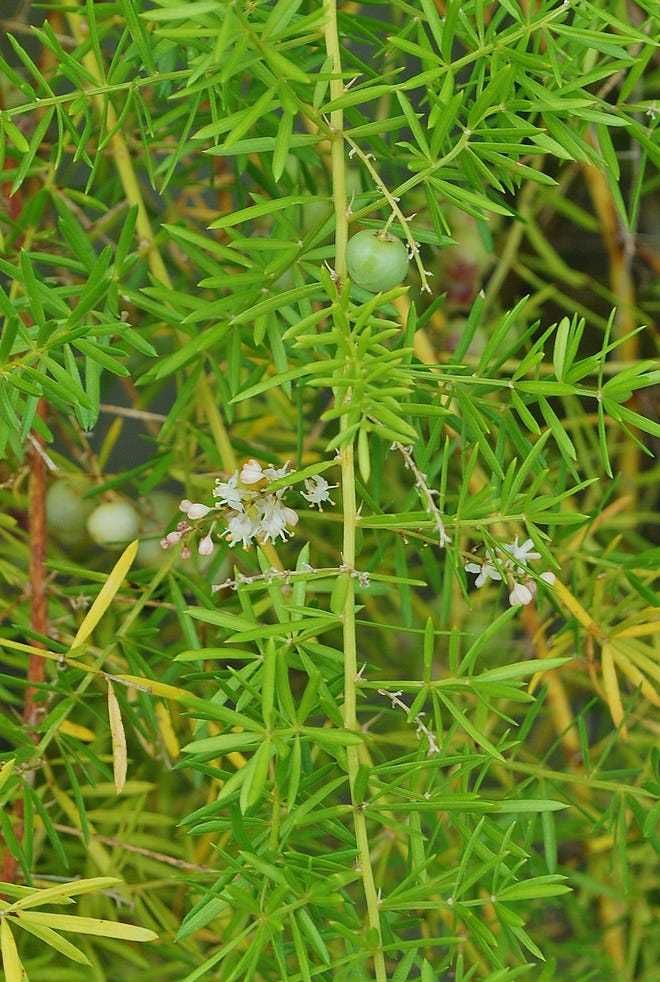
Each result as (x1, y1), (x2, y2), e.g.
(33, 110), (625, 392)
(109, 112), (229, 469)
(324, 2), (386, 977)
(324, 0), (348, 283)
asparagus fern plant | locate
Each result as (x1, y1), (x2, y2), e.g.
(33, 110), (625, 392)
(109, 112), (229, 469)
(0, 0), (658, 978)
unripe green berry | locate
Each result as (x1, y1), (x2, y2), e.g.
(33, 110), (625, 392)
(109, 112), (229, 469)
(302, 199), (333, 232)
(346, 229), (409, 293)
(46, 478), (94, 548)
(136, 492), (178, 568)
(140, 491), (178, 528)
(87, 500), (140, 548)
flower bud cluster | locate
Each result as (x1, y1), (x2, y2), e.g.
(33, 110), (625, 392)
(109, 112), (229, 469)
(160, 459), (336, 558)
(464, 537), (556, 607)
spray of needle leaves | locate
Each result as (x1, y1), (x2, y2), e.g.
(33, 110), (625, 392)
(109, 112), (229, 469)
(0, 0), (658, 979)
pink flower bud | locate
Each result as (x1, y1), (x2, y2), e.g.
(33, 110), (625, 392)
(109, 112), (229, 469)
(181, 546), (191, 559)
(198, 534), (214, 557)
(179, 499), (193, 514)
(540, 571), (556, 585)
(160, 538), (170, 550)
(166, 530), (182, 545)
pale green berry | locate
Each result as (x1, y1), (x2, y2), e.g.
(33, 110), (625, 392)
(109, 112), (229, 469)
(302, 199), (332, 232)
(136, 492), (178, 568)
(140, 491), (178, 528)
(46, 478), (94, 547)
(346, 229), (409, 293)
(87, 500), (140, 548)
(135, 537), (166, 568)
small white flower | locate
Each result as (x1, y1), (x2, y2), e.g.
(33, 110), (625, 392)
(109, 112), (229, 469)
(198, 534), (215, 557)
(240, 459), (265, 485)
(264, 462), (291, 481)
(540, 571), (556, 585)
(257, 496), (298, 542)
(187, 502), (212, 520)
(465, 559), (502, 588)
(509, 582), (534, 607)
(302, 475), (337, 509)
(213, 472), (245, 511)
(179, 498), (193, 514)
(227, 512), (258, 548)
(502, 537), (541, 565)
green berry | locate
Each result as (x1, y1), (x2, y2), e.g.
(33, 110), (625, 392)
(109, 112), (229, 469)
(135, 537), (166, 568)
(140, 491), (178, 528)
(87, 500), (140, 548)
(302, 199), (333, 232)
(136, 492), (178, 567)
(346, 229), (409, 293)
(46, 478), (94, 547)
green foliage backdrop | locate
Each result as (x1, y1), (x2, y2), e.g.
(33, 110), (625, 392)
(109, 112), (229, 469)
(0, 0), (658, 979)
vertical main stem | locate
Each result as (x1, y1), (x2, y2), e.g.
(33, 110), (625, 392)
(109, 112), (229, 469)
(324, 3), (386, 978)
(324, 0), (348, 283)
(340, 444), (387, 982)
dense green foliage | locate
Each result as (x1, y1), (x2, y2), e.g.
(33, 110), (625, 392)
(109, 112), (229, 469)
(0, 0), (658, 979)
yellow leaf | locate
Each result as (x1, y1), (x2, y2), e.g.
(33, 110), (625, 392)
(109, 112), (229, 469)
(8, 877), (121, 912)
(0, 638), (67, 660)
(113, 674), (189, 701)
(550, 579), (602, 636)
(228, 751), (248, 769)
(8, 917), (91, 965)
(107, 681), (128, 794)
(155, 703), (180, 759)
(14, 910), (158, 943)
(613, 620), (660, 639)
(70, 540), (138, 650)
(602, 643), (625, 734)
(0, 758), (16, 793)
(618, 641), (660, 684)
(0, 638), (94, 673)
(1, 918), (23, 982)
(58, 720), (96, 742)
(610, 644), (660, 707)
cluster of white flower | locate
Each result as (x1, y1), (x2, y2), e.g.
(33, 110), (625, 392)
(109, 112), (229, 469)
(465, 537), (556, 607)
(161, 460), (336, 558)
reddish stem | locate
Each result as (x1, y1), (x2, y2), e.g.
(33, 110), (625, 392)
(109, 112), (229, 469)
(1, 406), (49, 887)
(24, 399), (49, 726)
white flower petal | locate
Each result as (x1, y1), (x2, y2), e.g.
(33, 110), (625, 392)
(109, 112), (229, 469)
(187, 503), (212, 520)
(240, 460), (265, 485)
(509, 583), (533, 606)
